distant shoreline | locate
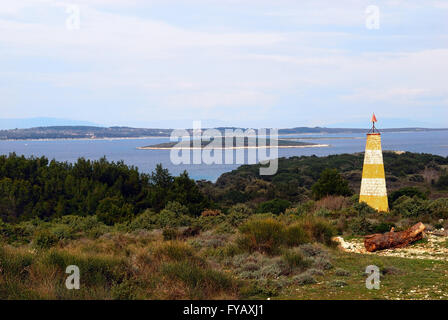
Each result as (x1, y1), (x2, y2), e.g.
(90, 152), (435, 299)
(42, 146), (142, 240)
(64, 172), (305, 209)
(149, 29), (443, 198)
(137, 144), (330, 150)
(0, 136), (167, 142)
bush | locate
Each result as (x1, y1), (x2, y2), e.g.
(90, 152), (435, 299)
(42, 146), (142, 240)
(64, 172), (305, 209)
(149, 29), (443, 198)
(154, 242), (198, 263)
(157, 209), (192, 228)
(162, 227), (179, 241)
(164, 201), (189, 216)
(33, 229), (58, 249)
(298, 244), (325, 257)
(316, 196), (349, 211)
(372, 222), (395, 234)
(428, 198), (448, 218)
(257, 199), (291, 215)
(96, 197), (134, 225)
(284, 224), (310, 247)
(335, 268), (351, 276)
(44, 250), (127, 286)
(127, 210), (158, 230)
(161, 261), (233, 298)
(389, 187), (428, 204)
(353, 202), (376, 215)
(201, 209), (222, 217)
(226, 204), (252, 226)
(292, 273), (316, 286)
(295, 201), (315, 216)
(329, 280), (347, 287)
(311, 168), (353, 200)
(392, 196), (428, 217)
(237, 218), (286, 255)
(348, 216), (374, 236)
(381, 266), (404, 276)
(0, 246), (34, 279)
(282, 249), (311, 271)
(436, 174), (448, 190)
(312, 256), (333, 270)
(296, 216), (335, 246)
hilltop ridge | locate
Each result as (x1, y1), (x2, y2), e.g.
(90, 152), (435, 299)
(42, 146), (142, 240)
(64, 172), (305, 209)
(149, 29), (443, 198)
(1, 125), (447, 140)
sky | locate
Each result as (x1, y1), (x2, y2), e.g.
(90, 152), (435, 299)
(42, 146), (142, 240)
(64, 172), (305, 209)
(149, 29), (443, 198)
(1, 0), (448, 129)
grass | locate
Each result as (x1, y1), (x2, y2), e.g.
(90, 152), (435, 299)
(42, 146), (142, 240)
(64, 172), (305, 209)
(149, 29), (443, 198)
(1, 214), (448, 300)
(277, 249), (448, 300)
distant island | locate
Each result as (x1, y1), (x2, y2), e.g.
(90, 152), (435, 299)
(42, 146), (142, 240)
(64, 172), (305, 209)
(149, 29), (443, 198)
(0, 125), (447, 141)
(138, 138), (327, 150)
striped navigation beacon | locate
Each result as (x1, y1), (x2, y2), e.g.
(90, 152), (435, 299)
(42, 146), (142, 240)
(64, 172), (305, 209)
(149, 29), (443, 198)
(359, 113), (389, 212)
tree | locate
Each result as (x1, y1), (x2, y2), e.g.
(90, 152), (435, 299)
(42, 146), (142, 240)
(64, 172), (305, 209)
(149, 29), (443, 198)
(257, 198), (291, 214)
(436, 174), (448, 190)
(389, 187), (427, 205)
(311, 168), (353, 200)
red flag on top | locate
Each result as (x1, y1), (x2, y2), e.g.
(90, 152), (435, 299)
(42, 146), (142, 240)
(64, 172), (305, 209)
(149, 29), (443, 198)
(371, 113), (377, 123)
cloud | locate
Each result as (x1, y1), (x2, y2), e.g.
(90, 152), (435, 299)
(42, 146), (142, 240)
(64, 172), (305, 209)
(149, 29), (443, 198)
(0, 0), (447, 126)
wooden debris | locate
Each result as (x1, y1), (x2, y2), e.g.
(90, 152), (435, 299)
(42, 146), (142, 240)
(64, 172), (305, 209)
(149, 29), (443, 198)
(364, 222), (426, 252)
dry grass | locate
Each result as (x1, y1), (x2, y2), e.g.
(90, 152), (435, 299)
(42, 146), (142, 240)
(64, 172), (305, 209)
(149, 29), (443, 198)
(315, 196), (350, 211)
(0, 233), (239, 300)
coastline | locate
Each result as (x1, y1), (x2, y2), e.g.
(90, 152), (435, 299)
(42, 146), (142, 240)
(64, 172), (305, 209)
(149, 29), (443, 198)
(137, 144), (330, 150)
(0, 136), (169, 142)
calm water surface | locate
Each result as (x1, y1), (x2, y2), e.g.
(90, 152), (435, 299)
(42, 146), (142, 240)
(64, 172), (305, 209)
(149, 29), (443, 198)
(0, 131), (447, 182)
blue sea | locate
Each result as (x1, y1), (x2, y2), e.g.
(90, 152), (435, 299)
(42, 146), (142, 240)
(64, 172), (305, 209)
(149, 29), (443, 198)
(0, 130), (447, 182)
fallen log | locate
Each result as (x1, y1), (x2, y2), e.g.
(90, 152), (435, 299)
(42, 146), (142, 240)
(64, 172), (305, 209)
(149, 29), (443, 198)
(364, 222), (426, 252)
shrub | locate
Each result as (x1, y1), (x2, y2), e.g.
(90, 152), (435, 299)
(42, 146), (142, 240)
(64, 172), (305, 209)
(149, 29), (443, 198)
(381, 266), (404, 276)
(284, 224), (310, 247)
(329, 280), (347, 287)
(436, 174), (448, 190)
(127, 210), (158, 231)
(157, 209), (192, 228)
(154, 242), (198, 264)
(389, 187), (428, 204)
(164, 201), (189, 216)
(335, 268), (351, 277)
(257, 199), (291, 215)
(316, 196), (349, 211)
(33, 229), (58, 249)
(111, 280), (141, 300)
(312, 256), (333, 270)
(428, 198), (448, 219)
(315, 208), (332, 217)
(292, 273), (316, 286)
(296, 216), (335, 246)
(282, 249), (311, 271)
(240, 280), (280, 298)
(372, 222), (395, 234)
(298, 244), (325, 257)
(162, 227), (179, 241)
(44, 250), (127, 286)
(311, 168), (353, 200)
(96, 197), (134, 225)
(348, 216), (374, 236)
(237, 218), (286, 255)
(201, 209), (222, 217)
(226, 204), (252, 226)
(295, 201), (315, 216)
(353, 202), (376, 215)
(392, 196), (428, 217)
(161, 261), (233, 298)
(0, 246), (34, 279)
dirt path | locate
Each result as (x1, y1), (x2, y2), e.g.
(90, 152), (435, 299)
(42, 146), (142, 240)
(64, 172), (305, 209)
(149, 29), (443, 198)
(333, 232), (448, 261)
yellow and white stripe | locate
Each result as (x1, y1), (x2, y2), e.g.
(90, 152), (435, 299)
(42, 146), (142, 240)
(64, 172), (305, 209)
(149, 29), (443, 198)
(359, 134), (389, 212)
